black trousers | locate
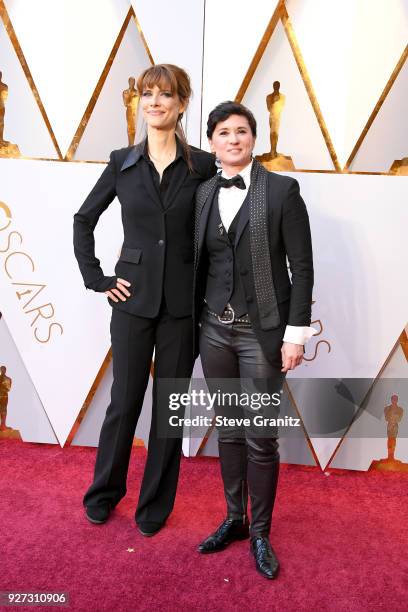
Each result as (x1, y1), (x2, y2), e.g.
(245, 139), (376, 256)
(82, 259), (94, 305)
(83, 299), (194, 525)
(199, 308), (286, 537)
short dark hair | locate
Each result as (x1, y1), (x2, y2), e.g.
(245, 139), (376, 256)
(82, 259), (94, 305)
(206, 101), (257, 139)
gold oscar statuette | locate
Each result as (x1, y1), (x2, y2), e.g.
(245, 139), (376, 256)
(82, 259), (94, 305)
(370, 394), (408, 472)
(123, 77), (139, 146)
(389, 157), (408, 175)
(0, 71), (21, 158)
(0, 364), (21, 439)
(256, 81), (295, 171)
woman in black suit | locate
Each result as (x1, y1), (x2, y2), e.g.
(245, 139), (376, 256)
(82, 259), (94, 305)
(194, 101), (315, 579)
(73, 64), (215, 536)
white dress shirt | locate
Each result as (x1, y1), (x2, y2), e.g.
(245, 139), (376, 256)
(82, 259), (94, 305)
(218, 161), (317, 346)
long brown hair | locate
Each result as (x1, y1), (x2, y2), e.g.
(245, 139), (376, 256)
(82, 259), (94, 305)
(137, 64), (193, 171)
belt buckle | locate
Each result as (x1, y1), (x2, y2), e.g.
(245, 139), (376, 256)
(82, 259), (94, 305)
(217, 305), (235, 325)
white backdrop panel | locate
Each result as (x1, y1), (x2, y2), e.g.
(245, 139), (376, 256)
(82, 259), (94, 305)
(201, 0), (280, 147)
(4, 0), (131, 156)
(0, 158), (123, 445)
(241, 20), (333, 169)
(75, 17), (151, 161)
(0, 19), (57, 158)
(351, 59), (408, 173)
(131, 0), (205, 148)
(0, 314), (58, 443)
(330, 344), (408, 470)
(0, 163), (406, 447)
(284, 173), (408, 379)
(72, 359), (152, 449)
(286, 0), (408, 168)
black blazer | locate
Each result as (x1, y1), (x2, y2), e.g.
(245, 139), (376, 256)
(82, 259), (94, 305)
(73, 139), (215, 318)
(194, 162), (314, 360)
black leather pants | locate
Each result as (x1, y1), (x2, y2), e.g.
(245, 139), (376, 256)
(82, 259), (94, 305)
(199, 309), (285, 537)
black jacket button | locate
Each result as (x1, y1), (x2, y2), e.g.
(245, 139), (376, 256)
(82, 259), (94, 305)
(158, 240), (164, 246)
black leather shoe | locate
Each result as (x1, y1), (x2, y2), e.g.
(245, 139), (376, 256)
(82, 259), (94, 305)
(85, 504), (110, 524)
(250, 536), (280, 579)
(137, 521), (163, 537)
(198, 518), (249, 554)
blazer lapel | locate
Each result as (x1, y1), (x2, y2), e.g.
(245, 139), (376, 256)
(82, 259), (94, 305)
(195, 175), (219, 263)
(235, 161), (268, 247)
(120, 140), (144, 171)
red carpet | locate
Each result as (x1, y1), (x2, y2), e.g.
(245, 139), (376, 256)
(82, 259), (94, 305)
(1, 439), (407, 611)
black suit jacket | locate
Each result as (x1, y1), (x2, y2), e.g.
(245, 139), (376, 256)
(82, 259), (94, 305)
(73, 139), (215, 318)
(194, 164), (314, 361)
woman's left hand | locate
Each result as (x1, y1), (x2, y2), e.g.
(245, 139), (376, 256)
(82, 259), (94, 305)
(281, 342), (303, 372)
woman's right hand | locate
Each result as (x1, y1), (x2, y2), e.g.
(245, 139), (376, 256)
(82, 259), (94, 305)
(105, 278), (131, 302)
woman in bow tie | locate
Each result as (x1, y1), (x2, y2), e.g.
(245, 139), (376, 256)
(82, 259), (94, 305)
(193, 101), (315, 579)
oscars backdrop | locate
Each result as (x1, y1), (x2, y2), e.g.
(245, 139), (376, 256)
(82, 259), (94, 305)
(0, 0), (407, 471)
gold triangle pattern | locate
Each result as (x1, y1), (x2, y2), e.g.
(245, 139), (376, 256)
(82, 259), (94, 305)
(344, 46), (408, 172)
(0, 0), (62, 159)
(235, 0), (341, 172)
(325, 333), (404, 469)
(0, 0), (406, 452)
(65, 7), (154, 161)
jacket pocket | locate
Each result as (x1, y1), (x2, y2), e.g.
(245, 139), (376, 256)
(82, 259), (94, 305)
(119, 247), (142, 264)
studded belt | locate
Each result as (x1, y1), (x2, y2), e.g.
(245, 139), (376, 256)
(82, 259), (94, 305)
(206, 304), (251, 325)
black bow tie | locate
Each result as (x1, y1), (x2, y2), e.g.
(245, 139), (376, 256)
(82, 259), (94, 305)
(218, 174), (246, 190)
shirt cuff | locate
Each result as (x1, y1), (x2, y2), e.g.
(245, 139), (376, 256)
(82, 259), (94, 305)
(282, 325), (318, 346)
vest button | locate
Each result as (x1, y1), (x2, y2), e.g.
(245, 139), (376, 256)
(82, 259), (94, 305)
(240, 268), (248, 275)
(158, 240), (164, 246)
(246, 296), (253, 303)
(226, 271), (231, 277)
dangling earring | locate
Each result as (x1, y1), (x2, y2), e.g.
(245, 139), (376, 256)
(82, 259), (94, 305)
(215, 157), (222, 169)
